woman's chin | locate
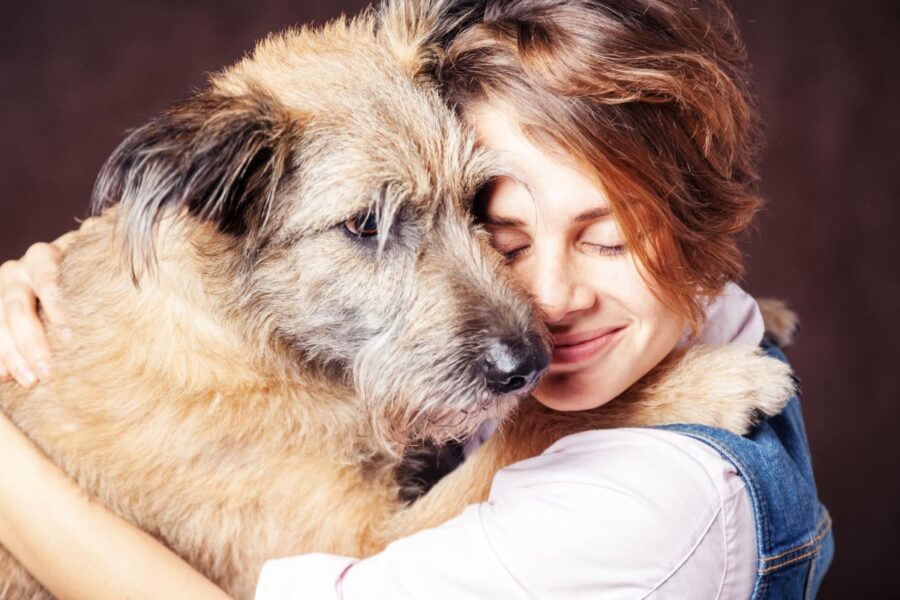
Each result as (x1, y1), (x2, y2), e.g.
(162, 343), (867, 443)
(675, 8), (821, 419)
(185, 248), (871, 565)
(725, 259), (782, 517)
(533, 374), (619, 412)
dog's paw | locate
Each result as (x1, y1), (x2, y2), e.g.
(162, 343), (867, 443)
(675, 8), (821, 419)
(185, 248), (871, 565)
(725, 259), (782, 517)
(758, 298), (800, 347)
(661, 345), (796, 435)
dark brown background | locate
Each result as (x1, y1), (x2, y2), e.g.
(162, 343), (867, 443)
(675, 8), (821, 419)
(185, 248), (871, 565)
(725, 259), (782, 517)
(1, 1), (897, 597)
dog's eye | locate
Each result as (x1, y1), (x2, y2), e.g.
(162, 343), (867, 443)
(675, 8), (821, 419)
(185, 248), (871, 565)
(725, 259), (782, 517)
(345, 212), (378, 237)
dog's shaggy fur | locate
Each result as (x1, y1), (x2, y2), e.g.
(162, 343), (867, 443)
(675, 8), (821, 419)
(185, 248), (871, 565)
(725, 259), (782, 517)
(0, 2), (795, 597)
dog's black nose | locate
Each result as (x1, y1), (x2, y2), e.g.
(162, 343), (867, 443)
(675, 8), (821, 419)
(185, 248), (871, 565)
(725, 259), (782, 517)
(482, 336), (551, 395)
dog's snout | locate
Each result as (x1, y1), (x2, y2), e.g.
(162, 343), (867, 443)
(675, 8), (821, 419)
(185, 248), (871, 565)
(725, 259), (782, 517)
(482, 335), (551, 395)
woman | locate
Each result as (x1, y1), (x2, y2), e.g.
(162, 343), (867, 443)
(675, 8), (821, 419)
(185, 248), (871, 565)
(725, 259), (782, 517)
(0, 0), (832, 598)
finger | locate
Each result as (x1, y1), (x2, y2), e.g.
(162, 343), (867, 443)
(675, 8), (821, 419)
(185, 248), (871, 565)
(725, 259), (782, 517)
(7, 302), (50, 379)
(3, 296), (52, 381)
(23, 242), (67, 326)
(0, 325), (37, 388)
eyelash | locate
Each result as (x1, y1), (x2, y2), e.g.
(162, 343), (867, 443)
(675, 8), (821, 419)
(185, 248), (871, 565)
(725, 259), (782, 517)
(501, 243), (627, 263)
(502, 247), (529, 263)
(583, 242), (627, 257)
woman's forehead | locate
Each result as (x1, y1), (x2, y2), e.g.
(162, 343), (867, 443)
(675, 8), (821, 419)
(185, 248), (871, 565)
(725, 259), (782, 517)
(484, 176), (615, 232)
(469, 102), (610, 206)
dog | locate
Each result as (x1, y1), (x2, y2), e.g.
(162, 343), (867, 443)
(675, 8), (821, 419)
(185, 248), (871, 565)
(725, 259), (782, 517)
(0, 2), (795, 597)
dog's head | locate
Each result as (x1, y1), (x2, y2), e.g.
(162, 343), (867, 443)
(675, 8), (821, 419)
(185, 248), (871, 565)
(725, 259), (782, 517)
(92, 1), (549, 453)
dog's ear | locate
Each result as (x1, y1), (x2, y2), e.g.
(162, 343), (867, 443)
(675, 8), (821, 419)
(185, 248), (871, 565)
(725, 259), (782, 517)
(92, 89), (297, 280)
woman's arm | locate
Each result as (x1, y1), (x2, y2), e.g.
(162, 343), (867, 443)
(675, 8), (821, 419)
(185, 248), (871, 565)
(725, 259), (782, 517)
(0, 411), (231, 600)
(259, 428), (756, 600)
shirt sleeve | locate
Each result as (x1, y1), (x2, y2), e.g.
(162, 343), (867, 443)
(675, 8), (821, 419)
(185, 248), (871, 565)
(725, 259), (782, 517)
(255, 429), (755, 600)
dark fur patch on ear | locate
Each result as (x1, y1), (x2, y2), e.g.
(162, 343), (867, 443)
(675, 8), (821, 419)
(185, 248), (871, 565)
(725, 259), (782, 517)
(91, 88), (298, 281)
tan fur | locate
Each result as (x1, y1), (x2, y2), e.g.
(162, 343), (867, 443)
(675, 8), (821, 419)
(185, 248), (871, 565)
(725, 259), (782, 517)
(0, 3), (795, 598)
(758, 297), (800, 347)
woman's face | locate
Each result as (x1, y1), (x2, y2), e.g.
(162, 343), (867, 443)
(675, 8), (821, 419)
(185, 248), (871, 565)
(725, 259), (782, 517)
(469, 104), (687, 411)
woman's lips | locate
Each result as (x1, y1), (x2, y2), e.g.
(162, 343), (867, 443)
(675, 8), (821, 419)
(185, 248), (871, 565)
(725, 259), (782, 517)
(551, 326), (626, 365)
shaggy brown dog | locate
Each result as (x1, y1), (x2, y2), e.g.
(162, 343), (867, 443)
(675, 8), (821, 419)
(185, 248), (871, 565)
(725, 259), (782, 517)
(0, 2), (794, 597)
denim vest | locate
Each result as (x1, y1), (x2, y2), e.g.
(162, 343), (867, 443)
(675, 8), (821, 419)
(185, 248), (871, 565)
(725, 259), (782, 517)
(660, 340), (834, 599)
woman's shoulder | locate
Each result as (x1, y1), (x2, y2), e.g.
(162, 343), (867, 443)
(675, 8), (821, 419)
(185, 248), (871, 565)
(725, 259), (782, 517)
(481, 428), (756, 596)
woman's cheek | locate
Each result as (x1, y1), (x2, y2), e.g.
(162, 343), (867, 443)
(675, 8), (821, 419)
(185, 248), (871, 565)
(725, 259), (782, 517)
(606, 255), (684, 356)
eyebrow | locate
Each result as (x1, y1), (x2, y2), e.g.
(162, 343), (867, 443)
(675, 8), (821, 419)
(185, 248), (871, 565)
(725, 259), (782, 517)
(484, 215), (527, 227)
(484, 206), (610, 227)
(572, 206), (611, 223)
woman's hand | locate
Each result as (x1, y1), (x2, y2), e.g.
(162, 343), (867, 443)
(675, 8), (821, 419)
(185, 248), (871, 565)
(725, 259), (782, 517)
(0, 232), (75, 387)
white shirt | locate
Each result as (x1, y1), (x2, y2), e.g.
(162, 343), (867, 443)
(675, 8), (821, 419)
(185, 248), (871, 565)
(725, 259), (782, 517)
(256, 283), (764, 599)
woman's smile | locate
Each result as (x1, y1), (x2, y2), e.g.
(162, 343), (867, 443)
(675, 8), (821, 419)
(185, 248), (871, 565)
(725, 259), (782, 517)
(550, 326), (626, 366)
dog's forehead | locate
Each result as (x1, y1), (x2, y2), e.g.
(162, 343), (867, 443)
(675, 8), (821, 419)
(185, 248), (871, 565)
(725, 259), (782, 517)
(279, 104), (484, 236)
(215, 23), (489, 234)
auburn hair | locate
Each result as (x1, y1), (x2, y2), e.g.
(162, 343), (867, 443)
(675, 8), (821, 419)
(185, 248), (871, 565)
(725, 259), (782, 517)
(437, 0), (763, 328)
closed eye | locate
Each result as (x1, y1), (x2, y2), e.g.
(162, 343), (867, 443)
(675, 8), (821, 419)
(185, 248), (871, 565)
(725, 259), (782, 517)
(582, 242), (627, 256)
(485, 225), (532, 263)
(501, 244), (530, 263)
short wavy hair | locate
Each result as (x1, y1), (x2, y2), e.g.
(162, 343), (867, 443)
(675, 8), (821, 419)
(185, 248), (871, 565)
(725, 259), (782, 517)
(437, 0), (763, 328)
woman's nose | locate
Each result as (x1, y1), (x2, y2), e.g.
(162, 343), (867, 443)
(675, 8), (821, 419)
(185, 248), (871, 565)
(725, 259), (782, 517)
(529, 252), (594, 323)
